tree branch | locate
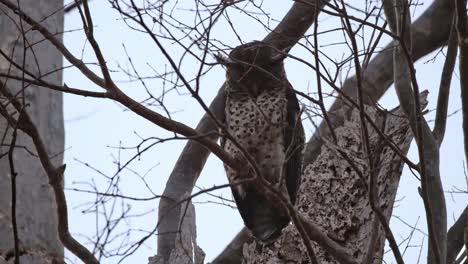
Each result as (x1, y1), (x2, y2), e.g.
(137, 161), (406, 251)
(0, 84), (99, 264)
(303, 0), (453, 166)
(157, 0), (330, 261)
(240, 92), (425, 263)
(455, 0), (468, 190)
(214, 0), (455, 261)
(433, 16), (458, 147)
(0, 0), (242, 177)
(209, 228), (252, 264)
(7, 110), (20, 264)
(447, 205), (468, 263)
(382, 0), (447, 263)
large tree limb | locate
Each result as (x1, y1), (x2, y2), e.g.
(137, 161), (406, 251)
(157, 0), (329, 261)
(303, 0), (453, 166)
(157, 86), (226, 261)
(213, 0), (455, 262)
(455, 0), (468, 190)
(209, 228), (251, 264)
(150, 196), (205, 264)
(241, 93), (426, 263)
(383, 0), (447, 262)
(433, 16), (458, 147)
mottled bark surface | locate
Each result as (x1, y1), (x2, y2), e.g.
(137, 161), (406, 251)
(151, 195), (205, 264)
(167, 0), (454, 261)
(157, 1), (328, 260)
(242, 94), (427, 263)
(0, 1), (64, 263)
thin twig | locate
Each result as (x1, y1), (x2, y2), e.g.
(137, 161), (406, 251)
(8, 109), (21, 264)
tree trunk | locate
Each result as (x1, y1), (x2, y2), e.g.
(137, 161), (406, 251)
(0, 1), (64, 263)
(242, 94), (427, 263)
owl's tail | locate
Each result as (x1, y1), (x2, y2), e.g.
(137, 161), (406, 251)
(232, 184), (290, 242)
(249, 207), (288, 242)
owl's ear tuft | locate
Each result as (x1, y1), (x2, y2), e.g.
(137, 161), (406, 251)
(215, 53), (233, 66)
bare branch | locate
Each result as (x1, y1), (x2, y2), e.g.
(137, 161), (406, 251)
(0, 0), (243, 174)
(447, 205), (468, 263)
(158, 0), (329, 260)
(455, 0), (468, 187)
(454, 249), (467, 264)
(382, 0), (447, 263)
(340, 2), (404, 262)
(216, 0), (455, 261)
(433, 16), (458, 147)
(7, 110), (20, 264)
(298, 214), (358, 264)
(209, 228), (252, 264)
(465, 223), (468, 263)
(263, 0), (329, 50)
(304, 0), (454, 167)
(0, 84), (99, 264)
(64, 0), (90, 13)
(241, 92), (425, 263)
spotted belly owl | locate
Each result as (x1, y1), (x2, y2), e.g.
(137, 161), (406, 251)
(218, 41), (305, 242)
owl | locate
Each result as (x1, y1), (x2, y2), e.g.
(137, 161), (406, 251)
(218, 41), (305, 242)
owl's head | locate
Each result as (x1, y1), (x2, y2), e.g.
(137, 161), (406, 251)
(217, 41), (287, 94)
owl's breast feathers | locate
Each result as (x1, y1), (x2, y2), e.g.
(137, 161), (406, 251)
(222, 82), (304, 241)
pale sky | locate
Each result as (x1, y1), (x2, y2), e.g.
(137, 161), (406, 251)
(62, 1), (466, 263)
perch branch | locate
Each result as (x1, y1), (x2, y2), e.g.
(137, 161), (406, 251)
(158, 0), (330, 260)
(215, 0), (455, 261)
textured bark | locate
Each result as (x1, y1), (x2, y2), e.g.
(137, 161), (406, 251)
(303, 0), (453, 167)
(157, 86), (226, 262)
(241, 94), (427, 263)
(150, 195), (205, 264)
(0, 1), (64, 263)
(157, 0), (328, 261)
(213, 0), (454, 261)
(384, 1), (447, 262)
(210, 228), (253, 264)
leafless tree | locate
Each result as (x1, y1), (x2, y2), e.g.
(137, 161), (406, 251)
(0, 0), (466, 264)
(0, 1), (64, 264)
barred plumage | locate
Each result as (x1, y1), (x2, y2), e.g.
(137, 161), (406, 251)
(219, 41), (305, 242)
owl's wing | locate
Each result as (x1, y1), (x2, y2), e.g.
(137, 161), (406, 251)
(283, 83), (305, 205)
(229, 170), (290, 242)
